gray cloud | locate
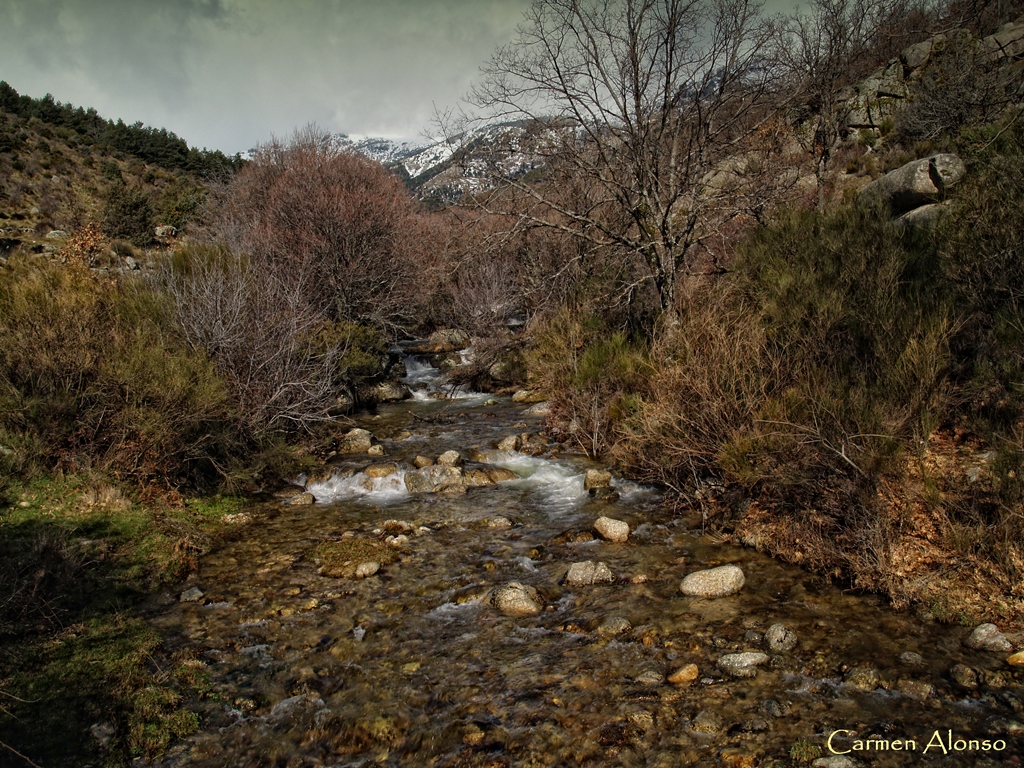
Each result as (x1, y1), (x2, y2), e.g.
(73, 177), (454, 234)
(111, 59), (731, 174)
(0, 0), (802, 154)
(0, 0), (530, 153)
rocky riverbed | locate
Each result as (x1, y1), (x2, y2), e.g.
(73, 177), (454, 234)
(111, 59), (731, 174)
(138, 364), (1024, 767)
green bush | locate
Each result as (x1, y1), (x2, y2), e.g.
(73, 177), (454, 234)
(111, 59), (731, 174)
(0, 258), (241, 487)
(526, 308), (650, 455)
(102, 183), (153, 246)
(158, 178), (205, 230)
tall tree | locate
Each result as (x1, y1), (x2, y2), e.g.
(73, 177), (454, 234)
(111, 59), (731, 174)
(464, 0), (784, 325)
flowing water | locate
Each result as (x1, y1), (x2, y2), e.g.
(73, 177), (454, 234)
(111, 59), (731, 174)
(143, 361), (1023, 767)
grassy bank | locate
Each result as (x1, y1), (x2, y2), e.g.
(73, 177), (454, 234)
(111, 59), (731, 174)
(0, 474), (247, 766)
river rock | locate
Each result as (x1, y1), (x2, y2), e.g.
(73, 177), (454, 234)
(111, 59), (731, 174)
(668, 664), (699, 686)
(584, 469), (612, 490)
(718, 652), (769, 678)
(899, 651), (925, 667)
(566, 560), (614, 586)
(338, 428), (374, 454)
(463, 468), (495, 487)
(512, 389), (546, 403)
(765, 623), (798, 653)
(485, 467), (518, 482)
(812, 757), (858, 768)
(680, 565), (745, 598)
(597, 616), (631, 636)
(896, 678), (934, 699)
(287, 492), (316, 506)
(594, 516), (629, 542)
(180, 587), (204, 602)
(965, 623), (1013, 652)
(437, 450), (462, 467)
(492, 582), (542, 616)
(404, 465), (464, 494)
(364, 462), (398, 478)
(760, 699), (787, 718)
(497, 434), (522, 451)
(355, 561), (380, 578)
(489, 516), (513, 530)
(524, 401), (552, 416)
(844, 666), (880, 691)
(412, 455), (434, 468)
(367, 444), (385, 457)
(1007, 651), (1024, 666)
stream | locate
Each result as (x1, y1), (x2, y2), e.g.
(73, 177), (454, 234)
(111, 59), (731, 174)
(142, 359), (1023, 767)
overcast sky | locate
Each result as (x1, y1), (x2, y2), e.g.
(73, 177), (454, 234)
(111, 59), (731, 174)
(0, 0), (533, 154)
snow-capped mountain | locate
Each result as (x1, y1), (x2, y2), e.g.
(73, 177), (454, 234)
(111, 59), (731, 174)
(245, 119), (550, 203)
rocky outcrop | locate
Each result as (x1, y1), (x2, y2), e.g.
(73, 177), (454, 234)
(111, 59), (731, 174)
(858, 154), (966, 216)
(844, 23), (1024, 132)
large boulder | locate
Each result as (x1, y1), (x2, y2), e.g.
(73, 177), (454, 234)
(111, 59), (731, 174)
(858, 154), (966, 216)
(680, 564), (745, 598)
(358, 381), (411, 404)
(984, 21), (1024, 60)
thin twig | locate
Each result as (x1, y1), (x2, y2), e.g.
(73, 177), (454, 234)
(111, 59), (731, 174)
(0, 739), (44, 768)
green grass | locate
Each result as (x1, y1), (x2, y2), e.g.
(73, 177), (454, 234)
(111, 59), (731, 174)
(0, 473), (247, 766)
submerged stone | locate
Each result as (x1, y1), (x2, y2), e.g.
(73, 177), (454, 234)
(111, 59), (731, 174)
(765, 623), (798, 653)
(668, 664), (699, 686)
(718, 652), (769, 678)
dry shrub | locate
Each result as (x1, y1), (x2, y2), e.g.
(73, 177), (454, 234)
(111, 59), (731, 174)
(59, 222), (105, 266)
(612, 280), (777, 490)
(203, 125), (429, 334)
(0, 257), (238, 486)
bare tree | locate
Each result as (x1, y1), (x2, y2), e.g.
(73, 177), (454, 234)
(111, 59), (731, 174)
(463, 0), (786, 326)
